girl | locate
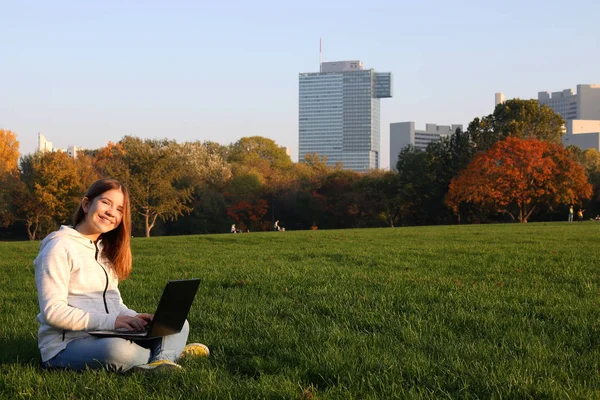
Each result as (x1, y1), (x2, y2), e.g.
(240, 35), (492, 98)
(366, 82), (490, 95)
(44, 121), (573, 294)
(34, 179), (208, 372)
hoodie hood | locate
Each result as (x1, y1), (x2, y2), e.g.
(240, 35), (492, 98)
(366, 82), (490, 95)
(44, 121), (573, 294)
(39, 226), (98, 253)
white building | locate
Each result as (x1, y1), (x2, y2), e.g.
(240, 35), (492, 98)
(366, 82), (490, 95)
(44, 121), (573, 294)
(562, 120), (600, 151)
(495, 85), (600, 151)
(37, 133), (78, 159)
(495, 93), (505, 106)
(67, 145), (79, 159)
(390, 122), (462, 170)
(38, 133), (53, 153)
(537, 84), (600, 121)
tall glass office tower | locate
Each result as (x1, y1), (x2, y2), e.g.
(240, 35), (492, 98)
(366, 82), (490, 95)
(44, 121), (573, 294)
(299, 60), (392, 172)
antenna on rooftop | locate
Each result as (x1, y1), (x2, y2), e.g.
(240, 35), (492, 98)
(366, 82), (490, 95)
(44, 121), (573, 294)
(320, 38), (322, 72)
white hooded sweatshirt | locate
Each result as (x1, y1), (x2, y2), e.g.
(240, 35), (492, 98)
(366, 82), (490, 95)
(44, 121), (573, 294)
(34, 225), (138, 362)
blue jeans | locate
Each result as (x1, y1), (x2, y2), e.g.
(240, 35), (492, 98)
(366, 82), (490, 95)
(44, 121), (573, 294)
(43, 320), (190, 372)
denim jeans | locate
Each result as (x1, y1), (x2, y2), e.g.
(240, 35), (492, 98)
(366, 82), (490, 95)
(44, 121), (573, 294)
(43, 320), (190, 372)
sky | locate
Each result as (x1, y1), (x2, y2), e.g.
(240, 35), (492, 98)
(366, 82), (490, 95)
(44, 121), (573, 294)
(1, 0), (599, 169)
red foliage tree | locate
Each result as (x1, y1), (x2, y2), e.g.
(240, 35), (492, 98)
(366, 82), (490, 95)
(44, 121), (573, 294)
(446, 137), (592, 222)
(226, 199), (268, 231)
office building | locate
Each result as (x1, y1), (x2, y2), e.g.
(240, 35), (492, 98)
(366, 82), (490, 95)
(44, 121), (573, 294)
(390, 122), (462, 170)
(537, 84), (600, 120)
(299, 60), (392, 172)
(562, 120), (600, 151)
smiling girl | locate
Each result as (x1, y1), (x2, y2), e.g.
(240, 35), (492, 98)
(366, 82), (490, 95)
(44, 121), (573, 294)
(34, 179), (208, 372)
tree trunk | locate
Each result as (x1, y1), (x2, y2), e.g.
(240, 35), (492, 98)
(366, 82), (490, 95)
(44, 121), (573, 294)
(144, 212), (151, 237)
(145, 213), (158, 237)
(26, 219), (35, 241)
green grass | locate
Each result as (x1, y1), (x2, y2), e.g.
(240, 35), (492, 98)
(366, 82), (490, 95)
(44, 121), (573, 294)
(1, 223), (600, 399)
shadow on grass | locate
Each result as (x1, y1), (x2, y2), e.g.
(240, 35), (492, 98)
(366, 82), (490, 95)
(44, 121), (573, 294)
(0, 336), (39, 365)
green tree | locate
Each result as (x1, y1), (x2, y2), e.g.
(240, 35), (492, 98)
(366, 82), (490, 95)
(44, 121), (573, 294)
(354, 170), (405, 228)
(162, 141), (232, 235)
(106, 136), (193, 237)
(395, 144), (455, 225)
(468, 99), (565, 151)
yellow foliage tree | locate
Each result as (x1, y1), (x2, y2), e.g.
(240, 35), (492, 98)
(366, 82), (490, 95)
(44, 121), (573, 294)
(9, 151), (98, 240)
(0, 129), (20, 176)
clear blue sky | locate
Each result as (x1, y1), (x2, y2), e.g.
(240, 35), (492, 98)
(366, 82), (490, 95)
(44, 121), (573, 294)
(1, 0), (599, 169)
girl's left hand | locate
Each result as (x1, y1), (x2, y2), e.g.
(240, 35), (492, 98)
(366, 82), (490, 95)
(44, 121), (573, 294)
(136, 313), (153, 323)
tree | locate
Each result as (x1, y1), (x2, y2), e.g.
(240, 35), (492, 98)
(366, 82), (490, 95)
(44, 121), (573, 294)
(3, 152), (93, 240)
(228, 136), (292, 172)
(0, 129), (20, 176)
(312, 169), (362, 228)
(226, 199), (269, 231)
(446, 137), (592, 223)
(104, 136), (193, 237)
(395, 144), (455, 225)
(161, 141), (232, 236)
(468, 99), (565, 151)
(354, 170), (405, 228)
(176, 141), (232, 188)
(575, 148), (600, 216)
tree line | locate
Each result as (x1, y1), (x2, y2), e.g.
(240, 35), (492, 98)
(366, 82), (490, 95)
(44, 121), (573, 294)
(1, 99), (599, 240)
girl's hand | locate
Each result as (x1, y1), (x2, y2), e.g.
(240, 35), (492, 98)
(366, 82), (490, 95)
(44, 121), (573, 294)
(115, 315), (149, 331)
(136, 313), (153, 324)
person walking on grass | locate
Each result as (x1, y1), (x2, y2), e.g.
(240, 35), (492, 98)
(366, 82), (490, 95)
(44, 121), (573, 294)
(34, 179), (209, 373)
(568, 205), (574, 222)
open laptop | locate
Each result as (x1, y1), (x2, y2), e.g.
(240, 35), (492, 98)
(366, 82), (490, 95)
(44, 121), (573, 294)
(89, 279), (200, 340)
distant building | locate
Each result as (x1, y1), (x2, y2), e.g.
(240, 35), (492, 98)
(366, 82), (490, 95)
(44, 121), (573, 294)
(495, 85), (600, 151)
(390, 122), (462, 170)
(37, 133), (78, 159)
(495, 93), (505, 106)
(67, 145), (78, 159)
(562, 120), (600, 151)
(537, 84), (600, 120)
(299, 60), (392, 172)
(38, 133), (53, 153)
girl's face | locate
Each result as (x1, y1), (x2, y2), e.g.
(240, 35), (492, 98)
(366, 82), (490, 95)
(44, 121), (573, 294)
(78, 189), (125, 240)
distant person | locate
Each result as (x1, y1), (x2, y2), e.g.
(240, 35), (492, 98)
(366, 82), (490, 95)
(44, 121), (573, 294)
(577, 209), (585, 222)
(274, 220), (281, 231)
(34, 179), (209, 373)
(595, 215), (600, 221)
(231, 224), (237, 234)
(568, 205), (574, 222)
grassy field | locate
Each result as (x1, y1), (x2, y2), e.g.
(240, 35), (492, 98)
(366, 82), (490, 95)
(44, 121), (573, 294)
(1, 222), (599, 399)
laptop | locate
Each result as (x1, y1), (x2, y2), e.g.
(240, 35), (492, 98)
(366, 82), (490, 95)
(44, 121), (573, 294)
(89, 279), (200, 340)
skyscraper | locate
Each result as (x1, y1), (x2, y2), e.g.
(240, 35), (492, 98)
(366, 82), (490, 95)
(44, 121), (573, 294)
(299, 60), (392, 172)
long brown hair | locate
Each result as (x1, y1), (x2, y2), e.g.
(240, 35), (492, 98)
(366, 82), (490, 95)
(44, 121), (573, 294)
(73, 179), (132, 280)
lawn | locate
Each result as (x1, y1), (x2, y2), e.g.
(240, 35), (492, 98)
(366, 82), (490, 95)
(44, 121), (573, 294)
(1, 223), (599, 399)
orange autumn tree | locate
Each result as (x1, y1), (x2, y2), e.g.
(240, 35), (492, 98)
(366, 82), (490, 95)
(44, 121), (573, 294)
(0, 129), (20, 176)
(446, 137), (592, 223)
